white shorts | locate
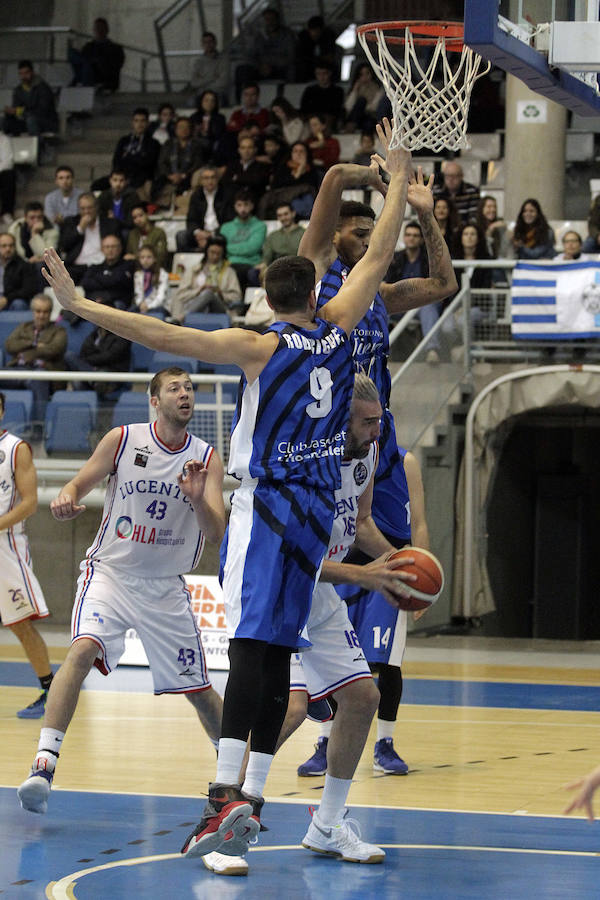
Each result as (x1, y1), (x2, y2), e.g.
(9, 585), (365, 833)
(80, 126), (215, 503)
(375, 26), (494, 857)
(0, 532), (49, 626)
(72, 560), (211, 695)
(290, 582), (372, 700)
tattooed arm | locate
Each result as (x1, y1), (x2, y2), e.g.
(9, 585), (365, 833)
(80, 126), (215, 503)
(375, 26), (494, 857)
(379, 170), (458, 315)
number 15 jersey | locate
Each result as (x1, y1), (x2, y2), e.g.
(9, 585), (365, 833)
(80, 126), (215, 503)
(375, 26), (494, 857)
(228, 318), (354, 490)
(85, 422), (214, 578)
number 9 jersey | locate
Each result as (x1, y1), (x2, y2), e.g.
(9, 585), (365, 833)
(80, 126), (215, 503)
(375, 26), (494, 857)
(85, 422), (214, 577)
(228, 319), (354, 490)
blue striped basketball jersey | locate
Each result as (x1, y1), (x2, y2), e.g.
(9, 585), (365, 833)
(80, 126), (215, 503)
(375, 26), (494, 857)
(86, 422), (213, 577)
(372, 432), (412, 542)
(228, 318), (354, 490)
(317, 256), (391, 408)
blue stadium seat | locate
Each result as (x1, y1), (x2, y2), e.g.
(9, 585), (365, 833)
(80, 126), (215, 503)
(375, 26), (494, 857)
(2, 389), (34, 437)
(130, 341), (155, 372)
(0, 311), (32, 354)
(110, 391), (149, 427)
(61, 318), (96, 357)
(44, 390), (98, 454)
(150, 351), (198, 374)
(184, 313), (230, 331)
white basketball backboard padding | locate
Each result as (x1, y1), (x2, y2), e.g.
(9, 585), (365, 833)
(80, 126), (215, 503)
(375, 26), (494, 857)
(550, 22), (600, 71)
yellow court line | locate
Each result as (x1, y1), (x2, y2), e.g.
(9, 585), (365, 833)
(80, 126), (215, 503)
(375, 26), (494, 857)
(46, 843), (600, 898)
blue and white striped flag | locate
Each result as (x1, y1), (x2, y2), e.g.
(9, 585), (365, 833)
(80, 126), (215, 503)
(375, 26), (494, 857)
(511, 260), (600, 339)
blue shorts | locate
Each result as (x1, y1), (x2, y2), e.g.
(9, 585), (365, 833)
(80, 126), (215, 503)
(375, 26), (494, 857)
(344, 586), (408, 667)
(220, 479), (334, 648)
(371, 409), (411, 543)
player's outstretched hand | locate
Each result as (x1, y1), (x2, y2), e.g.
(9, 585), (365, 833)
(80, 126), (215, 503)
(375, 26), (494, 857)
(51, 493), (86, 520)
(178, 459), (208, 503)
(407, 165), (435, 215)
(563, 765), (600, 822)
(358, 552), (417, 607)
(42, 248), (79, 311)
(372, 118), (411, 178)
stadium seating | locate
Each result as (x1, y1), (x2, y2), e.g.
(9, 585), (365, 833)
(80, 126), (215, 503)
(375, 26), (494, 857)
(44, 390), (98, 455)
(184, 312), (230, 331)
(2, 389), (34, 437)
(150, 351), (198, 373)
(0, 311), (32, 352)
(110, 391), (149, 428)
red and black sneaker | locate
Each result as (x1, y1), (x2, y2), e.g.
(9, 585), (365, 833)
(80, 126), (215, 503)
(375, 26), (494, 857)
(219, 794), (264, 857)
(181, 784), (252, 858)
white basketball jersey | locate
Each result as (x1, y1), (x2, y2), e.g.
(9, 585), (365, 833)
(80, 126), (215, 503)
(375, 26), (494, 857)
(0, 431), (26, 533)
(86, 422), (214, 577)
(325, 442), (378, 564)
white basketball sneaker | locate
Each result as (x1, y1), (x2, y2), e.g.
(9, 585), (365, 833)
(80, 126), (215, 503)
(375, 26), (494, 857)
(202, 851), (249, 876)
(302, 808), (385, 864)
(17, 767), (54, 814)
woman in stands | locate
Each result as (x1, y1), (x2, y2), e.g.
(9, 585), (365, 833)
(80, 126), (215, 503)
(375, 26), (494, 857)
(343, 62), (383, 133)
(476, 195), (508, 258)
(509, 198), (555, 259)
(267, 141), (320, 219)
(190, 90), (226, 163)
(582, 195), (600, 253)
(166, 234), (241, 325)
(270, 98), (307, 146)
(306, 114), (340, 171)
(133, 244), (170, 315)
(433, 196), (460, 253)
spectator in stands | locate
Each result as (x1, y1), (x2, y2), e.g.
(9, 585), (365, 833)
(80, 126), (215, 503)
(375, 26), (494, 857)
(256, 132), (288, 170)
(307, 114), (340, 170)
(555, 230), (590, 261)
(433, 161), (480, 226)
(582, 195), (600, 254)
(176, 165), (234, 252)
(221, 134), (271, 206)
(9, 202), (59, 264)
(343, 63), (384, 134)
(44, 166), (83, 226)
(133, 245), (169, 314)
(112, 108), (160, 201)
(476, 195), (508, 259)
(443, 223), (493, 356)
(148, 103), (176, 146)
(351, 131), (376, 166)
(80, 234), (134, 310)
(60, 193), (121, 283)
(97, 170), (139, 231)
(262, 141), (320, 220)
(190, 91), (226, 163)
(509, 198), (555, 260)
(300, 61), (345, 130)
(4, 293), (66, 427)
(69, 17), (125, 93)
(124, 203), (168, 269)
(167, 235), (241, 324)
(219, 189), (266, 290)
(0, 232), (37, 310)
(234, 8), (296, 99)
(64, 320), (131, 396)
(0, 129), (16, 224)
(386, 221), (441, 364)
(2, 60), (58, 137)
(227, 84), (270, 135)
(433, 196), (460, 253)
(259, 201), (304, 272)
(295, 15), (339, 82)
(152, 117), (204, 211)
(270, 98), (307, 146)
(189, 31), (229, 106)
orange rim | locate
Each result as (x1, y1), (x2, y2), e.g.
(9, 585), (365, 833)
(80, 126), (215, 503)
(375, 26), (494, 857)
(357, 20), (464, 51)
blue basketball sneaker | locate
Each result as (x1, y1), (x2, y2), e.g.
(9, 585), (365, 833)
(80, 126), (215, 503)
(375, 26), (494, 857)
(297, 737), (328, 776)
(17, 691), (47, 719)
(373, 738), (408, 775)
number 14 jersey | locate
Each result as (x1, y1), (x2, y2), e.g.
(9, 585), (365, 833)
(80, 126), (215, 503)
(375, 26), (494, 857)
(85, 422), (214, 578)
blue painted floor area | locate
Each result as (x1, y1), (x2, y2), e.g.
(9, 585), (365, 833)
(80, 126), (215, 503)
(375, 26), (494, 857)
(2, 660), (599, 711)
(1, 789), (598, 899)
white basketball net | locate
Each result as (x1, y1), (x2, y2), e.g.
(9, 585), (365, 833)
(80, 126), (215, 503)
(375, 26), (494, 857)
(358, 26), (491, 152)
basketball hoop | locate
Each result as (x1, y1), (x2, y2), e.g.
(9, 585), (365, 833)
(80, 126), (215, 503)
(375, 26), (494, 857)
(357, 20), (491, 152)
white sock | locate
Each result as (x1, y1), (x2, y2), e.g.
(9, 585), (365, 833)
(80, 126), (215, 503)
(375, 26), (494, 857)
(317, 774), (352, 825)
(215, 738), (246, 785)
(319, 721), (333, 739)
(242, 751), (273, 800)
(208, 736), (219, 752)
(377, 719), (395, 742)
(35, 728), (64, 772)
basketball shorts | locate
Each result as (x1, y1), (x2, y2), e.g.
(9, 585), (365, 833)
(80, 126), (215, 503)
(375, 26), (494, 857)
(371, 409), (412, 544)
(347, 589), (408, 667)
(0, 532), (48, 626)
(72, 560), (211, 695)
(290, 582), (372, 700)
(220, 479), (334, 648)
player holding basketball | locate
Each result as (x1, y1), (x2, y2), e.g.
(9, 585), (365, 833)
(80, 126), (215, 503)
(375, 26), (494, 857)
(34, 119), (412, 859)
(18, 367), (227, 816)
(296, 155), (454, 775)
(0, 391), (55, 719)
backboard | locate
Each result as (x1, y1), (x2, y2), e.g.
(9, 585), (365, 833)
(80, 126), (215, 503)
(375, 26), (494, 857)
(464, 0), (600, 116)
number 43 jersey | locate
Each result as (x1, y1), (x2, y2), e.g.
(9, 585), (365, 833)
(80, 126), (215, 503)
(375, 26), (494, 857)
(85, 422), (214, 578)
(228, 318), (354, 490)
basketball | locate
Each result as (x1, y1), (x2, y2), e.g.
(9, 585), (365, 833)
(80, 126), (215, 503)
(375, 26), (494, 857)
(386, 547), (444, 611)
